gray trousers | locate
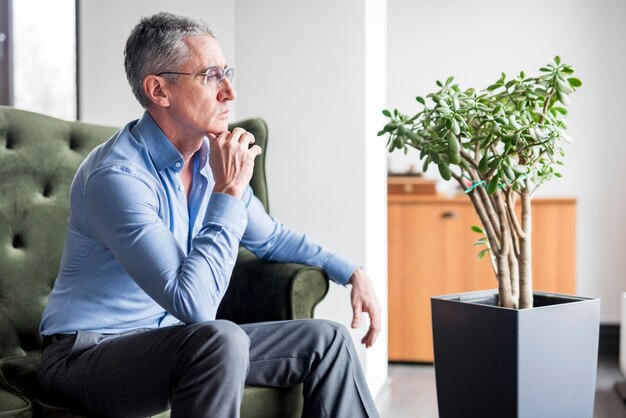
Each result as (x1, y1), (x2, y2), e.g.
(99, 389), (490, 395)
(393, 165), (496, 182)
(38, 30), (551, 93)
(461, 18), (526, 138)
(38, 319), (379, 418)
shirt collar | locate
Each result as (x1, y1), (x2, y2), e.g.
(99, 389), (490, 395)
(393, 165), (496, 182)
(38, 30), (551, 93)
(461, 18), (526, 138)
(134, 111), (184, 173)
(198, 139), (210, 172)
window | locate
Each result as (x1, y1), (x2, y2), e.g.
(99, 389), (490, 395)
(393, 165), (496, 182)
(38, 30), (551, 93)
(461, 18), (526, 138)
(1, 0), (77, 120)
(0, 0), (11, 105)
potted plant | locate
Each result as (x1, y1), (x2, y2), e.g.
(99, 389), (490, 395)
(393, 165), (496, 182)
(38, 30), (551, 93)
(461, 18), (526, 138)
(380, 57), (600, 418)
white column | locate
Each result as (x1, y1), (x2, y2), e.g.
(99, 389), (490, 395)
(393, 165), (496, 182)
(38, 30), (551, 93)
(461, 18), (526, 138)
(235, 0), (388, 396)
(619, 292), (626, 376)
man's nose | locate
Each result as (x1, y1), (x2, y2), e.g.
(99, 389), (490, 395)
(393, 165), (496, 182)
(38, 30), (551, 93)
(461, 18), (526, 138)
(218, 78), (236, 101)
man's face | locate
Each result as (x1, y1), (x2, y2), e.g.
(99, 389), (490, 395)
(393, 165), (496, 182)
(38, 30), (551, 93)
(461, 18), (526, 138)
(164, 35), (236, 136)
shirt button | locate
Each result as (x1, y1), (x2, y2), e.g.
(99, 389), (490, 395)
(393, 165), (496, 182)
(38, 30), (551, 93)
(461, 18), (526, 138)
(228, 257), (234, 265)
(241, 218), (247, 225)
(178, 185), (184, 191)
(175, 162), (181, 168)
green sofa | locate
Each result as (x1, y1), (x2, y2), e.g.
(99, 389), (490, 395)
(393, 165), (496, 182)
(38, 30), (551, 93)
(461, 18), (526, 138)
(0, 106), (330, 418)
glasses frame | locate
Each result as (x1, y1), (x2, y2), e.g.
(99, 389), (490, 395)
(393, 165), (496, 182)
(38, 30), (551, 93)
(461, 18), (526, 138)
(156, 66), (234, 87)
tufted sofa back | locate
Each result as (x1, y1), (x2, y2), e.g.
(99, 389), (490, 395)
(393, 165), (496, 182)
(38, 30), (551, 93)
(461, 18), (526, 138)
(0, 107), (117, 358)
(0, 106), (269, 358)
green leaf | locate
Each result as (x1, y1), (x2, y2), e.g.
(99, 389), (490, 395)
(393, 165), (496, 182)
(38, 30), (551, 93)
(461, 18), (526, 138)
(452, 119), (461, 135)
(479, 154), (490, 174)
(568, 77), (582, 88)
(422, 156), (431, 172)
(471, 225), (484, 233)
(438, 163), (452, 181)
(556, 78), (574, 94)
(406, 130), (420, 142)
(416, 96), (426, 105)
(446, 76), (454, 86)
(382, 109), (391, 117)
(504, 165), (515, 180)
(554, 55), (561, 65)
(478, 249), (490, 259)
(495, 117), (509, 125)
(556, 90), (572, 106)
(486, 176), (499, 195)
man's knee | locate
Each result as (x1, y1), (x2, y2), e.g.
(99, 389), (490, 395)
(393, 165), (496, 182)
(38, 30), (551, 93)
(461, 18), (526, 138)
(181, 320), (250, 365)
(302, 319), (351, 347)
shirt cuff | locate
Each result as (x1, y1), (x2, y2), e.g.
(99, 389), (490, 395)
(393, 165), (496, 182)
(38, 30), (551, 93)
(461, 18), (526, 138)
(203, 192), (248, 239)
(323, 253), (358, 286)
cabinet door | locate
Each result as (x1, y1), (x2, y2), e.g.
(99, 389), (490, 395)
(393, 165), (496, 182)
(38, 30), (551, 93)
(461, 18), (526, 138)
(388, 201), (473, 362)
(531, 201), (576, 293)
(388, 197), (576, 363)
(469, 201), (577, 294)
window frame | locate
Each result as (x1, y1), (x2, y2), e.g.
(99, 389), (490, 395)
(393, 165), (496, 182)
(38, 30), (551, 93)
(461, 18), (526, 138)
(0, 0), (13, 106)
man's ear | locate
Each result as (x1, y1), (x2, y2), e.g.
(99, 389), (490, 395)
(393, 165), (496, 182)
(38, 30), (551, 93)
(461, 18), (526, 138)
(144, 75), (170, 108)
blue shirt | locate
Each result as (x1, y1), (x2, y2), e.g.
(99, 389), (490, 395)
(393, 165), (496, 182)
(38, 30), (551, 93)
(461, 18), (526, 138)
(40, 112), (356, 335)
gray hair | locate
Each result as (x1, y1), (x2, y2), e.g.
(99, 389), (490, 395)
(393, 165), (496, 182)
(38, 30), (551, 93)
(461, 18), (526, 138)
(124, 12), (216, 108)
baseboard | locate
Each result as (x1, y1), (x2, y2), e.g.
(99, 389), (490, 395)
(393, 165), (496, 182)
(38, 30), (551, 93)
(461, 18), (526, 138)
(599, 323), (620, 357)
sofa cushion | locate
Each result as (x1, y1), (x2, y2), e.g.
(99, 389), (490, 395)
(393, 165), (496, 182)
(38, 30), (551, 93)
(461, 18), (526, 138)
(0, 387), (31, 418)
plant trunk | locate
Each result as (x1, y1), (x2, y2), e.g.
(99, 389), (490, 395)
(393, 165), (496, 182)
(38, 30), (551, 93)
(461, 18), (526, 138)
(497, 253), (516, 308)
(519, 190), (533, 308)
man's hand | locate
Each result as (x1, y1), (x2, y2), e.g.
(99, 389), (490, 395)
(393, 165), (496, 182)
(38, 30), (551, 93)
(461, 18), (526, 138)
(209, 128), (262, 198)
(349, 268), (381, 348)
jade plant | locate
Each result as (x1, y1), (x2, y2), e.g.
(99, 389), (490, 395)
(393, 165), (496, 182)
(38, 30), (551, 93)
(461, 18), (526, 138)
(380, 57), (580, 309)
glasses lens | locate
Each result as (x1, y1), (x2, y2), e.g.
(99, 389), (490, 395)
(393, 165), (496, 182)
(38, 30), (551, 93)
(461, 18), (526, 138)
(224, 68), (234, 83)
(202, 67), (234, 86)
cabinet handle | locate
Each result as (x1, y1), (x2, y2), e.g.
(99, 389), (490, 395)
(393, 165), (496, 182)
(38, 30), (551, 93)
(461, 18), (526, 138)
(441, 211), (458, 219)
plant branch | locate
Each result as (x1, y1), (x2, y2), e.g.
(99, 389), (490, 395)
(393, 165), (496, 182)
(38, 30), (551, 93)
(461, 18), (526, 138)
(506, 187), (526, 240)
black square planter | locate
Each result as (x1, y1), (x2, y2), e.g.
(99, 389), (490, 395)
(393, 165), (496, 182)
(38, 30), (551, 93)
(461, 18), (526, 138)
(432, 290), (600, 418)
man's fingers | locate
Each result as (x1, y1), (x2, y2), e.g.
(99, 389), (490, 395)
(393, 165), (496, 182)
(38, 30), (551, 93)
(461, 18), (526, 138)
(249, 144), (262, 157)
(351, 303), (362, 329)
(211, 130), (230, 143)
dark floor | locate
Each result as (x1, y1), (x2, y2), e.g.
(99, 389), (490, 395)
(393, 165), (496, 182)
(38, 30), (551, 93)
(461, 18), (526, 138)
(376, 351), (626, 417)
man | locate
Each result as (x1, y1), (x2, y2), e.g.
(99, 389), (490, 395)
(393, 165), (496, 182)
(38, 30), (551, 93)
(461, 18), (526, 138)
(38, 12), (381, 418)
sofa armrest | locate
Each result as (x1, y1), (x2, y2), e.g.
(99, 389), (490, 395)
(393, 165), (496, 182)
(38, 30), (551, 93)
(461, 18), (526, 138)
(216, 248), (330, 324)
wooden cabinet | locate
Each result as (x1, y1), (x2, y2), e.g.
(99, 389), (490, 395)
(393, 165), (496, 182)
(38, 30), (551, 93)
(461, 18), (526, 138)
(388, 193), (576, 362)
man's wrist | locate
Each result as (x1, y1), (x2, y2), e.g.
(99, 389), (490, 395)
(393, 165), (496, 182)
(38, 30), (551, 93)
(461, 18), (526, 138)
(348, 267), (363, 285)
(213, 183), (244, 199)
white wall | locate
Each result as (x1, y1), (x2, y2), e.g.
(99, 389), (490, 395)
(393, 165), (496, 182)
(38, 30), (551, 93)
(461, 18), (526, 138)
(387, 0), (626, 323)
(78, 0), (235, 126)
(234, 0), (389, 395)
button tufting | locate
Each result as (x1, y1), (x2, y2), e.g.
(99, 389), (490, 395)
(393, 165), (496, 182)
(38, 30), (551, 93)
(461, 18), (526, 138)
(69, 136), (79, 151)
(12, 234), (24, 249)
(5, 133), (15, 149)
(42, 182), (54, 198)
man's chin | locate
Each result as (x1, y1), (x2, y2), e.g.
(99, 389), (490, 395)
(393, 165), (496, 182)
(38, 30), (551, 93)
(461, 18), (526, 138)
(207, 121), (229, 136)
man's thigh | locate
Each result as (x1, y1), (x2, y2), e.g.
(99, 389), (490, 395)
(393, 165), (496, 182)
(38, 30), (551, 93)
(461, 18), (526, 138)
(241, 319), (349, 387)
(38, 321), (241, 417)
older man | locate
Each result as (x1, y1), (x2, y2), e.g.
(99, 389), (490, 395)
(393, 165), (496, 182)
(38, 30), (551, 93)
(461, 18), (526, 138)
(38, 12), (380, 418)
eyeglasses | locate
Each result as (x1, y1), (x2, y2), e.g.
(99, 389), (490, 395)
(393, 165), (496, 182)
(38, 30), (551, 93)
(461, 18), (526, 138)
(157, 67), (235, 87)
